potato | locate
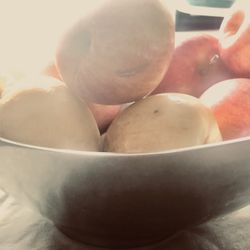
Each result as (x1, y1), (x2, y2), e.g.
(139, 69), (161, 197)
(56, 0), (175, 105)
(0, 69), (27, 98)
(42, 62), (121, 134)
(104, 93), (222, 153)
(0, 76), (101, 151)
(88, 102), (121, 134)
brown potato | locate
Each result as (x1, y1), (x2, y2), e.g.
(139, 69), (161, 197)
(0, 76), (101, 151)
(56, 0), (175, 105)
(104, 93), (222, 153)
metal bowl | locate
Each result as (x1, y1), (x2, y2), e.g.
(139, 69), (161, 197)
(0, 137), (250, 248)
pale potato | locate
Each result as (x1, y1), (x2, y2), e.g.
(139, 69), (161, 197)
(104, 93), (222, 153)
(0, 69), (27, 98)
(0, 76), (101, 151)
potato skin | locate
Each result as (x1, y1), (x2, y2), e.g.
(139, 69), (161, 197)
(0, 76), (101, 151)
(104, 93), (222, 153)
(42, 61), (121, 134)
(56, 0), (175, 105)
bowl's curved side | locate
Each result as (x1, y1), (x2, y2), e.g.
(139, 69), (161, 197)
(0, 138), (250, 248)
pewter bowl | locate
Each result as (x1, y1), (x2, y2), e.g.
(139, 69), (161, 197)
(0, 137), (250, 248)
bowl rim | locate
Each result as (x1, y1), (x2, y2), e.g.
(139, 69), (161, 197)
(1, 135), (250, 158)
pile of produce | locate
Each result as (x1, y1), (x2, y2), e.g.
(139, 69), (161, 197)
(0, 0), (249, 154)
